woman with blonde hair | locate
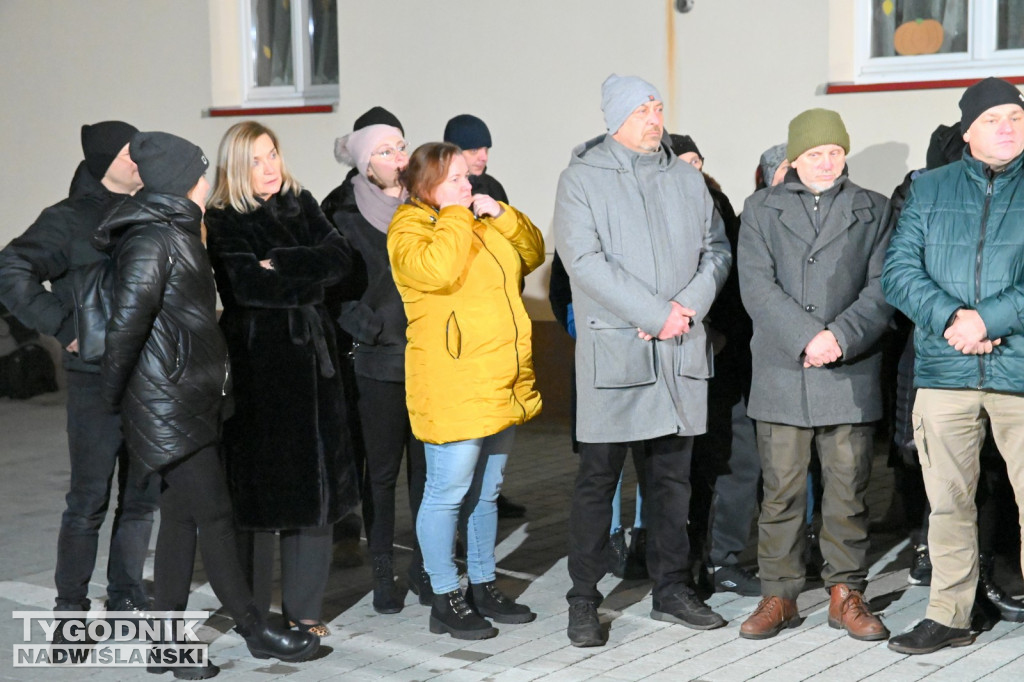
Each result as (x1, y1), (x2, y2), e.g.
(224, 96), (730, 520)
(388, 142), (544, 639)
(205, 120), (358, 637)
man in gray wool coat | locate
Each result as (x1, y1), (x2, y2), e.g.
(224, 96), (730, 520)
(554, 74), (731, 647)
(737, 108), (894, 642)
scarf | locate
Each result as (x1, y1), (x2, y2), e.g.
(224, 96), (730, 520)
(353, 174), (405, 233)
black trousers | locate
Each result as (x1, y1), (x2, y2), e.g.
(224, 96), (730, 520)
(568, 436), (694, 604)
(153, 444), (251, 619)
(355, 374), (426, 556)
(57, 371), (158, 609)
(241, 526), (333, 623)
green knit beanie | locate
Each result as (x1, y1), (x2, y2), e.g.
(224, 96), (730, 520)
(786, 108), (850, 162)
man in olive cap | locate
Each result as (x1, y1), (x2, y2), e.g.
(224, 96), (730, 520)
(0, 121), (157, 638)
(884, 76), (1024, 655)
(737, 107), (894, 642)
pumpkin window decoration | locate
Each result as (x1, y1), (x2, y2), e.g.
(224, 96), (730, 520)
(893, 18), (945, 56)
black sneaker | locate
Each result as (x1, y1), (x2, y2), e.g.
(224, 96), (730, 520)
(607, 528), (628, 578)
(429, 590), (497, 640)
(651, 587), (727, 630)
(887, 618), (974, 655)
(907, 545), (932, 586)
(711, 564), (760, 597)
(466, 581), (536, 624)
(567, 601), (605, 647)
(624, 528), (649, 580)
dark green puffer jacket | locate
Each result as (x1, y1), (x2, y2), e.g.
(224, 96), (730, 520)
(882, 150), (1024, 392)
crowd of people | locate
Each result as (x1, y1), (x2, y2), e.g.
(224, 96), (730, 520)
(1, 73), (1024, 676)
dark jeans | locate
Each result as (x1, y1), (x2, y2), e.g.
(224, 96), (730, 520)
(568, 436), (694, 604)
(56, 371), (158, 609)
(154, 444), (251, 619)
(690, 396), (760, 567)
(355, 374), (426, 556)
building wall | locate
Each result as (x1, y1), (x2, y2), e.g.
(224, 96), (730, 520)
(0, 0), (973, 325)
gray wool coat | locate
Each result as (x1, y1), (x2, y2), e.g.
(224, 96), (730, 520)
(553, 135), (731, 443)
(738, 174), (894, 427)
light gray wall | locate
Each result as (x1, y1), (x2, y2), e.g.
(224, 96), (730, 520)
(0, 0), (971, 319)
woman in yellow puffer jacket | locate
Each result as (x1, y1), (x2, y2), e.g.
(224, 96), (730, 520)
(388, 142), (543, 640)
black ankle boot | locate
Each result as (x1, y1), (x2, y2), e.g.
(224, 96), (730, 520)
(146, 618), (220, 679)
(407, 554), (433, 606)
(979, 553), (1024, 623)
(234, 604), (319, 662)
(372, 553), (403, 614)
(429, 590), (497, 640)
(466, 581), (536, 624)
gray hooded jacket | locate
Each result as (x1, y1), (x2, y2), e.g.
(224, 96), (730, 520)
(553, 134), (731, 443)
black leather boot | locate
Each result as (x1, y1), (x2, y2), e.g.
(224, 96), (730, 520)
(466, 581), (536, 624)
(407, 551), (433, 606)
(978, 553), (1024, 623)
(372, 553), (403, 614)
(429, 590), (497, 640)
(146, 618), (219, 679)
(234, 604), (319, 662)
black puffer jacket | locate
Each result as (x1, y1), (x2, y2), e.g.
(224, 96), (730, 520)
(0, 163), (120, 373)
(96, 192), (231, 474)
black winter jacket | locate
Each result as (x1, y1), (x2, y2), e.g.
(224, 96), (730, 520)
(0, 163), (121, 373)
(332, 189), (408, 383)
(96, 192), (231, 474)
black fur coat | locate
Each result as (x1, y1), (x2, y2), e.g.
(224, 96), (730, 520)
(204, 188), (358, 530)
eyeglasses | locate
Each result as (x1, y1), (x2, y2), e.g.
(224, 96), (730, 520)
(371, 143), (409, 160)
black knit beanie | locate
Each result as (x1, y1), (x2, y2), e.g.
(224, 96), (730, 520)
(443, 114), (492, 150)
(959, 77), (1024, 133)
(669, 134), (702, 160)
(353, 106), (404, 134)
(925, 122), (966, 170)
(81, 121), (139, 180)
(130, 131), (208, 197)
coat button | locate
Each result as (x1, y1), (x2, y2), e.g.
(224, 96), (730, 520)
(805, 304), (816, 312)
(807, 256), (816, 264)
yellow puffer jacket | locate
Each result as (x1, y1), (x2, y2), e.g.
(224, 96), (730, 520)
(387, 199), (544, 444)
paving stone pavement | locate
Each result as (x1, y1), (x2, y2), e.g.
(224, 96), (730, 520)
(1, 391), (1023, 681)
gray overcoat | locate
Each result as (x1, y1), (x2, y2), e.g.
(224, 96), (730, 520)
(553, 135), (731, 443)
(738, 174), (894, 427)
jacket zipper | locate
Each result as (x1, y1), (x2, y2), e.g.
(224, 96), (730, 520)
(974, 177), (994, 389)
(475, 231), (526, 421)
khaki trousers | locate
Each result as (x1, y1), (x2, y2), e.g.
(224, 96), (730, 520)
(914, 388), (1024, 628)
(755, 421), (874, 599)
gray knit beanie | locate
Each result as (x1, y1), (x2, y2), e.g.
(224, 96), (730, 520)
(759, 143), (788, 186)
(601, 74), (662, 134)
(786, 108), (850, 162)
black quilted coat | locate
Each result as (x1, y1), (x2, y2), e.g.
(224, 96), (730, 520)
(204, 189), (358, 530)
(96, 192), (231, 474)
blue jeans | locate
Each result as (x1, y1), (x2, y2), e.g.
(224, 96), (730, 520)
(417, 427), (515, 594)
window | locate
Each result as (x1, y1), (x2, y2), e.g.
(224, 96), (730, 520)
(240, 0), (338, 107)
(853, 1), (1024, 85)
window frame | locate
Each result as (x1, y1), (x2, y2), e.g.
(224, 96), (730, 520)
(852, 1), (1024, 86)
(238, 0), (338, 108)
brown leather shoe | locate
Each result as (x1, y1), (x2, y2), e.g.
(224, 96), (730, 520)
(828, 584), (889, 641)
(739, 596), (801, 640)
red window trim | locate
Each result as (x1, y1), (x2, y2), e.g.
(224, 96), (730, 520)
(207, 104), (335, 117)
(826, 76), (1024, 94)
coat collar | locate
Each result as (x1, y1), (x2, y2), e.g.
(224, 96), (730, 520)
(762, 176), (877, 251)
